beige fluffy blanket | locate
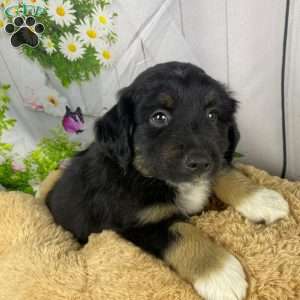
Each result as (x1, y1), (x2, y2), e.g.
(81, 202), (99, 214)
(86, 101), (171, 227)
(0, 164), (299, 300)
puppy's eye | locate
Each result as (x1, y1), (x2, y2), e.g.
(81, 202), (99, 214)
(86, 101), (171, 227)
(150, 110), (171, 127)
(207, 110), (218, 122)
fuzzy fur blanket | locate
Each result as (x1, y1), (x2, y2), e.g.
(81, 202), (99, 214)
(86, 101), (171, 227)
(0, 164), (299, 299)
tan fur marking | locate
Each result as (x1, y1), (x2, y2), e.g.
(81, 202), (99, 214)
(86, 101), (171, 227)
(137, 203), (179, 224)
(133, 154), (151, 176)
(161, 144), (180, 161)
(164, 222), (228, 282)
(133, 147), (153, 177)
(213, 167), (260, 207)
(160, 94), (174, 108)
(205, 89), (218, 104)
(37, 169), (62, 200)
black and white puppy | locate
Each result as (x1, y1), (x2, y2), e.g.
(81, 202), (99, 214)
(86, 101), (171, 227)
(46, 62), (289, 300)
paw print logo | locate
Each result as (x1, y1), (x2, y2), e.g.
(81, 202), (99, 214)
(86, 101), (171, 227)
(5, 16), (44, 48)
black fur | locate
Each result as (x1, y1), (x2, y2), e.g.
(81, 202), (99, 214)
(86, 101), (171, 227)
(46, 62), (239, 256)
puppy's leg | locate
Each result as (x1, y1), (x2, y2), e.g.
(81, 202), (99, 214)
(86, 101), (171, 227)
(213, 167), (289, 224)
(122, 221), (247, 300)
(165, 222), (247, 300)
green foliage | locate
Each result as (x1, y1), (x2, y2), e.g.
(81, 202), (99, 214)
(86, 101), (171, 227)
(20, 0), (118, 87)
(0, 127), (81, 194)
(24, 45), (101, 89)
(0, 158), (34, 194)
(0, 84), (81, 194)
(0, 84), (15, 154)
(25, 128), (81, 181)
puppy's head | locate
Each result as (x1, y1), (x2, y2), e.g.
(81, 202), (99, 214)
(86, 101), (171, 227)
(95, 62), (239, 183)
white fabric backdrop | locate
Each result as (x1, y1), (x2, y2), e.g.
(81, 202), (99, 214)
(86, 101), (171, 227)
(0, 0), (299, 179)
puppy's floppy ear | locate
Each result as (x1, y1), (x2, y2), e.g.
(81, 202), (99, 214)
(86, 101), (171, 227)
(224, 120), (240, 163)
(94, 87), (134, 171)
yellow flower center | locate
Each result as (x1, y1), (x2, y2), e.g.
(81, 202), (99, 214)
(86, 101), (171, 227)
(47, 40), (54, 48)
(99, 15), (107, 25)
(102, 50), (111, 60)
(0, 20), (4, 29)
(87, 29), (97, 39)
(56, 6), (65, 17)
(30, 0), (37, 3)
(47, 96), (59, 107)
(67, 43), (77, 53)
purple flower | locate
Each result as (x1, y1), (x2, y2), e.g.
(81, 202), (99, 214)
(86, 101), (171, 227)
(62, 106), (85, 134)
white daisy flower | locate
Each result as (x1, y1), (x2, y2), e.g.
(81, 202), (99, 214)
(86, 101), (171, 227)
(47, 0), (76, 27)
(92, 5), (114, 32)
(37, 86), (68, 116)
(76, 18), (101, 47)
(42, 36), (56, 54)
(95, 39), (114, 67)
(59, 33), (85, 61)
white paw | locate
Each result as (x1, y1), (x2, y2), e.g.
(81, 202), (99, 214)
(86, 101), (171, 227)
(236, 188), (289, 224)
(194, 255), (247, 300)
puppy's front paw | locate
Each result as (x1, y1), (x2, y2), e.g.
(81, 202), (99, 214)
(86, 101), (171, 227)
(194, 254), (247, 300)
(236, 188), (289, 224)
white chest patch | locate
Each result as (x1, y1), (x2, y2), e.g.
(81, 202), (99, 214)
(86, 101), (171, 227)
(175, 178), (211, 215)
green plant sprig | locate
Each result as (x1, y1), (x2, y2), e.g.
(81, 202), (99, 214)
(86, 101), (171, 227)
(0, 84), (16, 153)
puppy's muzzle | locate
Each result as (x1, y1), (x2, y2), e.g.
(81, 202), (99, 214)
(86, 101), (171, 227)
(183, 151), (212, 174)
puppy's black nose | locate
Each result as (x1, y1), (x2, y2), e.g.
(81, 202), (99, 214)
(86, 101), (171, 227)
(184, 152), (211, 172)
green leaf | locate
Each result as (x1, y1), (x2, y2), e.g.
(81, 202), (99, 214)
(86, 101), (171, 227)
(234, 152), (244, 158)
(0, 84), (16, 139)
